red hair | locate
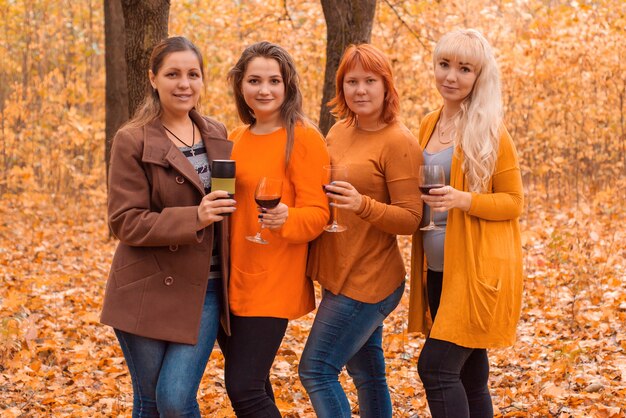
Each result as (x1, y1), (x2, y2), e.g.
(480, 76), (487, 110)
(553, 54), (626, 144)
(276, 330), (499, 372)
(328, 44), (400, 126)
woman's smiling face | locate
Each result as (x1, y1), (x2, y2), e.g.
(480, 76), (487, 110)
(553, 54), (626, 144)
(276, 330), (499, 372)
(434, 56), (478, 106)
(149, 50), (203, 118)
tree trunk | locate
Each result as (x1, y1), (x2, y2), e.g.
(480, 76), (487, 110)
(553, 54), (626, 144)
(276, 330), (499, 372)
(121, 0), (170, 117)
(104, 0), (168, 237)
(104, 0), (128, 185)
(319, 0), (376, 135)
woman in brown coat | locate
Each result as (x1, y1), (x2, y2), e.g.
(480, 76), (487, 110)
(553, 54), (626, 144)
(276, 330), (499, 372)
(100, 36), (236, 417)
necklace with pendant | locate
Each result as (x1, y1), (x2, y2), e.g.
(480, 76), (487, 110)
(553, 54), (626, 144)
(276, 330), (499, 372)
(437, 111), (460, 145)
(163, 120), (196, 156)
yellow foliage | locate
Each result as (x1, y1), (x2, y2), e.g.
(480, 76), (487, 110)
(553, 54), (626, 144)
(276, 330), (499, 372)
(1, 1), (625, 417)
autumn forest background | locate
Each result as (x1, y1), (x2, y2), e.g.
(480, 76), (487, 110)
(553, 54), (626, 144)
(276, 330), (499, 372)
(1, 0), (625, 417)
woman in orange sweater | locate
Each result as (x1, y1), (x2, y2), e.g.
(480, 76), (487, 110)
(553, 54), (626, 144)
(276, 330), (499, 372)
(408, 29), (524, 417)
(300, 44), (422, 417)
(217, 41), (329, 417)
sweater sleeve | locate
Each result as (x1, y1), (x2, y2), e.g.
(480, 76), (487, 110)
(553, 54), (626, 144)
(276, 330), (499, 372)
(467, 129), (524, 220)
(271, 126), (331, 243)
(108, 129), (203, 247)
(355, 127), (423, 235)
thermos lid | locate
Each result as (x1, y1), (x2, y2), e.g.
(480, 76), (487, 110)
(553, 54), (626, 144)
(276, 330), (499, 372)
(212, 160), (236, 178)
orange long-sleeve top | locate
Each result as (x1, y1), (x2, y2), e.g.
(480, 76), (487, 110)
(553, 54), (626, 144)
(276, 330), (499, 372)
(228, 123), (330, 318)
(307, 120), (423, 303)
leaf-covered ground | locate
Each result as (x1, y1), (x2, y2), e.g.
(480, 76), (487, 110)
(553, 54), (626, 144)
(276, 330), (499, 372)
(1, 190), (624, 417)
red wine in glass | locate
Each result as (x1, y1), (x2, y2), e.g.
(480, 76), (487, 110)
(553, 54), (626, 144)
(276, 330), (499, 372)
(419, 184), (445, 195)
(419, 165), (445, 231)
(246, 177), (283, 244)
(255, 196), (281, 209)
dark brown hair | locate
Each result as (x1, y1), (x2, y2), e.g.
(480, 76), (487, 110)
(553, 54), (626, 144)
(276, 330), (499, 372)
(125, 36), (204, 128)
(228, 41), (307, 165)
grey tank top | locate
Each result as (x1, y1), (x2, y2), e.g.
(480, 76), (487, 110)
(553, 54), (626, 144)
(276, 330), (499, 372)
(421, 146), (453, 272)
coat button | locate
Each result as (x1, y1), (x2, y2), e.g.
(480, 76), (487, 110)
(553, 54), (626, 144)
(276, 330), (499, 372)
(175, 176), (185, 184)
(169, 244), (178, 252)
(164, 276), (174, 286)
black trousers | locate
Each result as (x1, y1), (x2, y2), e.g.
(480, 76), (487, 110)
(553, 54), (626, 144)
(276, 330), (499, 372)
(217, 314), (288, 418)
(417, 269), (493, 418)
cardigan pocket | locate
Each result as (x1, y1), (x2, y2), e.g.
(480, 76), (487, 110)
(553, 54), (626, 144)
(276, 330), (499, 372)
(468, 274), (501, 332)
(467, 218), (514, 332)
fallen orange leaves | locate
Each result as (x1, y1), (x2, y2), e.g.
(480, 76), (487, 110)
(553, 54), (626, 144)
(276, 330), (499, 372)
(1, 188), (624, 417)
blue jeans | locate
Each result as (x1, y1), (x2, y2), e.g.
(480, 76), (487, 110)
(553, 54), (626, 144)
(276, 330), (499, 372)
(114, 279), (221, 418)
(299, 282), (405, 418)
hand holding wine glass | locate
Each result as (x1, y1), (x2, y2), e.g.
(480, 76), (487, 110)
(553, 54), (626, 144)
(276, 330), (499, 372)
(246, 177), (283, 244)
(419, 165), (446, 231)
(323, 165), (349, 232)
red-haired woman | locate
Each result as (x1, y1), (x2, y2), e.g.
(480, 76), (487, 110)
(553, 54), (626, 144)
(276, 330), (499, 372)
(299, 44), (423, 417)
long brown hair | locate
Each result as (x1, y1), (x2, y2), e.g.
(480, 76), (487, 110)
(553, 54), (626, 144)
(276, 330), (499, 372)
(328, 44), (400, 127)
(125, 36), (204, 129)
(228, 41), (307, 165)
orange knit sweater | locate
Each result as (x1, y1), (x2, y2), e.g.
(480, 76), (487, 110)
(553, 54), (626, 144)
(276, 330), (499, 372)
(228, 124), (330, 318)
(307, 120), (423, 303)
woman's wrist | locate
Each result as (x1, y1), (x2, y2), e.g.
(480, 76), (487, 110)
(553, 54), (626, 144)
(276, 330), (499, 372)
(459, 191), (472, 212)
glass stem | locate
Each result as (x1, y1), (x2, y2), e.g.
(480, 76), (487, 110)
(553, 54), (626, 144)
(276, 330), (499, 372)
(429, 205), (435, 227)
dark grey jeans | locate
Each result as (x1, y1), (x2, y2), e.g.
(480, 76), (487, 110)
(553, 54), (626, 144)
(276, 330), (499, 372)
(417, 269), (493, 418)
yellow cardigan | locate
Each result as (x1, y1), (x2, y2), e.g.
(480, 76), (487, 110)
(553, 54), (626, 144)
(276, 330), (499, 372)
(408, 108), (524, 348)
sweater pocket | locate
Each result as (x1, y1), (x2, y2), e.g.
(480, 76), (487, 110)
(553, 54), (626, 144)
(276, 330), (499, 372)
(230, 264), (269, 310)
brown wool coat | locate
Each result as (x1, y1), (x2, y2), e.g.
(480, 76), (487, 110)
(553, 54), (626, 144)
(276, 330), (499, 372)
(100, 110), (233, 345)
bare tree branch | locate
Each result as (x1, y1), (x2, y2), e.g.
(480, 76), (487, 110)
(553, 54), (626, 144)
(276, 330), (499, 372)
(381, 0), (429, 51)
(279, 0), (296, 29)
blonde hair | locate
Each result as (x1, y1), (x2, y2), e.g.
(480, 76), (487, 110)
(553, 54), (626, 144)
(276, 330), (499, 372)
(434, 29), (502, 192)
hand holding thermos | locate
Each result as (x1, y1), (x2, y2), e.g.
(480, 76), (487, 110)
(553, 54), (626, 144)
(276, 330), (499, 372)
(196, 160), (237, 229)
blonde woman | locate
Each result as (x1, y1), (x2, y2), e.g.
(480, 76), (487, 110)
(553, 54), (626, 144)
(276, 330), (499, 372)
(408, 29), (523, 417)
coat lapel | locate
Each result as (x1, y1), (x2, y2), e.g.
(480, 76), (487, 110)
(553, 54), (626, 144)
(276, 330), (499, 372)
(190, 110), (233, 168)
(141, 117), (206, 195)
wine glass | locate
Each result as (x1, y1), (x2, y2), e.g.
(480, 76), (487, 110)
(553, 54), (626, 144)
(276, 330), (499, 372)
(323, 165), (348, 233)
(419, 165), (445, 231)
(246, 177), (283, 245)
